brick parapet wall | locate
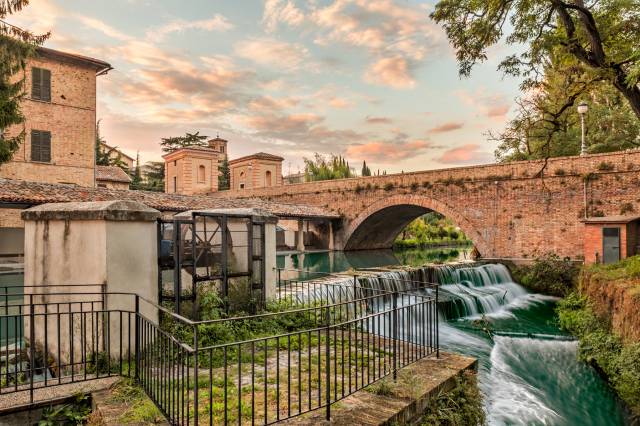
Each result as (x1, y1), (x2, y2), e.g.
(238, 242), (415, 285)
(216, 150), (640, 259)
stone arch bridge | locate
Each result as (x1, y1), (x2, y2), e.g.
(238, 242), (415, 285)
(218, 150), (640, 260)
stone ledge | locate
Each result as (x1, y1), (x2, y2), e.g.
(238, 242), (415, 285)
(281, 351), (477, 426)
(21, 200), (161, 222)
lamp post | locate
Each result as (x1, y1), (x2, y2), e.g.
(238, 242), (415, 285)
(578, 102), (588, 156)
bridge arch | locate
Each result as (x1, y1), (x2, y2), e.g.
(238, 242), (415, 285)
(343, 194), (490, 255)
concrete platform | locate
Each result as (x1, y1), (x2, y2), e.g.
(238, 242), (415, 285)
(281, 351), (477, 425)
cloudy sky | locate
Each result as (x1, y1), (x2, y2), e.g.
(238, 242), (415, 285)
(11, 0), (521, 174)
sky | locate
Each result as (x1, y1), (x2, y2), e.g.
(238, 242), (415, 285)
(10, 0), (523, 174)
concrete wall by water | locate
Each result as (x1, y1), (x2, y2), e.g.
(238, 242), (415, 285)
(22, 201), (160, 363)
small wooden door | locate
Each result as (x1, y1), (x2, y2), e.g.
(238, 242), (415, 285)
(602, 227), (621, 264)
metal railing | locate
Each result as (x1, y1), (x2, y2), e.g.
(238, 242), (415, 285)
(0, 273), (439, 425)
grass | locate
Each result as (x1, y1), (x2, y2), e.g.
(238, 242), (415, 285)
(103, 378), (165, 424)
(584, 255), (640, 282)
(139, 329), (423, 425)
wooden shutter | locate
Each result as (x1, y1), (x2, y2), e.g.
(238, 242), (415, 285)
(31, 68), (41, 100)
(41, 69), (51, 102)
(31, 68), (51, 102)
(31, 130), (51, 162)
(40, 131), (51, 162)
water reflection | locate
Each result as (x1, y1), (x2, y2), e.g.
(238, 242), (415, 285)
(277, 246), (471, 280)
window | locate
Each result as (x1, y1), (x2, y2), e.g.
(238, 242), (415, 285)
(173, 176), (177, 193)
(97, 183), (107, 188)
(32, 67), (51, 102)
(240, 183), (245, 189)
(198, 165), (206, 183)
(220, 146), (225, 153)
(265, 170), (272, 187)
(31, 130), (51, 162)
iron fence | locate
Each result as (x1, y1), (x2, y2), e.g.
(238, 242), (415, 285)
(0, 273), (439, 425)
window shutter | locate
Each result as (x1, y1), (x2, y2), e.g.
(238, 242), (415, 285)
(41, 131), (51, 162)
(31, 68), (51, 101)
(30, 130), (51, 162)
(41, 69), (51, 102)
(31, 130), (41, 161)
(32, 68), (42, 100)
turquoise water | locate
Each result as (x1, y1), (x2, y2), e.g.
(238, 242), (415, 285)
(280, 249), (629, 426)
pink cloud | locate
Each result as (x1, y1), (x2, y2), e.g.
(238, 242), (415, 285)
(366, 116), (393, 124)
(429, 121), (464, 133)
(437, 144), (493, 165)
(365, 56), (414, 89)
(455, 89), (511, 120)
(346, 140), (431, 162)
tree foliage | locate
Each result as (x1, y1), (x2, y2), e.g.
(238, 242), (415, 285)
(432, 0), (640, 119)
(218, 155), (230, 190)
(95, 120), (129, 170)
(0, 1), (50, 165)
(491, 54), (640, 161)
(304, 153), (354, 181)
(140, 161), (165, 192)
(160, 131), (208, 153)
(361, 160), (372, 176)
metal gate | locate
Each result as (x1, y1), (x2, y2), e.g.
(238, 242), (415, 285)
(157, 211), (267, 316)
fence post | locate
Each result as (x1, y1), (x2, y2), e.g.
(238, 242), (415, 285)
(324, 305), (331, 421)
(392, 291), (398, 381)
(193, 324), (199, 425)
(29, 294), (35, 403)
(436, 285), (439, 358)
(353, 274), (357, 300)
(134, 295), (140, 381)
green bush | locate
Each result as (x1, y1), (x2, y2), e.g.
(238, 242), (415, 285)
(419, 370), (485, 426)
(511, 253), (579, 296)
(557, 294), (640, 415)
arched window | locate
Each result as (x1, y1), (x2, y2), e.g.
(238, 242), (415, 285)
(198, 165), (206, 183)
(265, 170), (272, 187)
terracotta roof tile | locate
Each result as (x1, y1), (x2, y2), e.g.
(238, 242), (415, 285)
(229, 152), (284, 164)
(0, 178), (338, 219)
(96, 166), (132, 183)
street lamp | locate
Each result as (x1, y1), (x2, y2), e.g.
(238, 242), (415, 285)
(578, 102), (588, 156)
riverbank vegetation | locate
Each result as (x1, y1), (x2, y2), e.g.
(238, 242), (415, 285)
(394, 212), (471, 249)
(510, 253), (580, 296)
(419, 370), (485, 426)
(557, 293), (640, 419)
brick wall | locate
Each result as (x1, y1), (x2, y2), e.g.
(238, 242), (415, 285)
(218, 150), (640, 259)
(0, 55), (98, 186)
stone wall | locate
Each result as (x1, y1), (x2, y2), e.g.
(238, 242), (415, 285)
(218, 150), (640, 259)
(0, 55), (98, 186)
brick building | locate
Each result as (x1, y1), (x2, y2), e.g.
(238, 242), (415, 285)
(0, 47), (111, 186)
(229, 152), (284, 190)
(163, 137), (228, 195)
(95, 165), (132, 190)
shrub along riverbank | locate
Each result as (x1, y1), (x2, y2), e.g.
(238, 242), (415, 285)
(510, 254), (640, 420)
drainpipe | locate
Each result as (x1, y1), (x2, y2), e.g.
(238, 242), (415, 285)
(583, 179), (589, 219)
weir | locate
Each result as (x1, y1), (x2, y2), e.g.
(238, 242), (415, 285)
(278, 261), (628, 425)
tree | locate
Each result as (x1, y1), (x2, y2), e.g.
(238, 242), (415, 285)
(130, 151), (143, 189)
(304, 153), (354, 181)
(0, 1), (50, 165)
(492, 54), (640, 161)
(361, 160), (372, 176)
(432, 0), (640, 119)
(95, 120), (129, 169)
(141, 161), (164, 192)
(160, 131), (208, 153)
(218, 155), (230, 190)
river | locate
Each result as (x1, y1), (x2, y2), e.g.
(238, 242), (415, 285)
(278, 248), (628, 426)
